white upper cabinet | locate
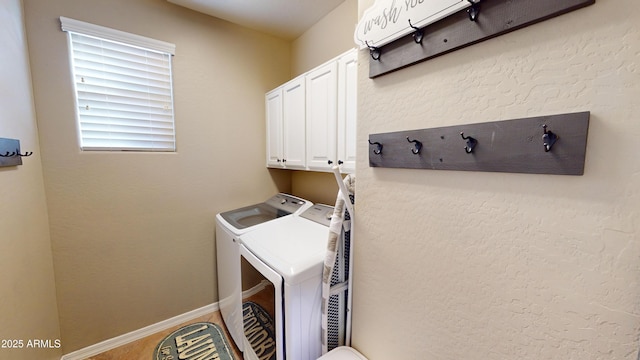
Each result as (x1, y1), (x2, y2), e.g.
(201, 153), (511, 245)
(282, 77), (306, 169)
(306, 61), (338, 171)
(336, 49), (357, 174)
(266, 78), (306, 169)
(266, 88), (283, 167)
(266, 48), (357, 173)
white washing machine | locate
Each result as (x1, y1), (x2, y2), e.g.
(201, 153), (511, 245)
(216, 193), (312, 351)
(238, 204), (334, 360)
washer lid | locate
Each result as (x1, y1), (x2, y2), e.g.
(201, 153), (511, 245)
(240, 215), (330, 284)
(218, 193), (311, 231)
(219, 202), (285, 230)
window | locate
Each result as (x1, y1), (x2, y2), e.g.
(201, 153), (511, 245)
(60, 17), (177, 151)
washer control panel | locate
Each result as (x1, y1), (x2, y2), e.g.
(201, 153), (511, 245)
(266, 193), (309, 214)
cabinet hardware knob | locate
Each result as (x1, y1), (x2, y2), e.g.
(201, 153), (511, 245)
(338, 160), (344, 165)
(328, 160), (333, 165)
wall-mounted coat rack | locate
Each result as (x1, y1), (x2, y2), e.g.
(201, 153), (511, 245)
(0, 138), (33, 168)
(367, 0), (595, 78)
(368, 111), (590, 175)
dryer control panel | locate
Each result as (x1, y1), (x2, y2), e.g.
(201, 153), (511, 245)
(300, 204), (334, 227)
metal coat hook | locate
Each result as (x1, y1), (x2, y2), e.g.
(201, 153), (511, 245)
(542, 124), (558, 152)
(467, 0), (481, 22)
(365, 41), (381, 61)
(368, 139), (383, 155)
(406, 136), (423, 154)
(460, 132), (478, 153)
(408, 19), (424, 44)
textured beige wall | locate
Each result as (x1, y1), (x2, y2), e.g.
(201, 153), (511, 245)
(291, 0), (358, 77)
(352, 0), (640, 359)
(289, 0), (358, 205)
(0, 0), (61, 359)
(23, 0), (291, 353)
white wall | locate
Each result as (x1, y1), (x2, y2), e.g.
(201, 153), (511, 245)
(0, 0), (61, 359)
(352, 0), (640, 358)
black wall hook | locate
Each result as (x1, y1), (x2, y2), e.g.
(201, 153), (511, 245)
(365, 41), (381, 61)
(467, 0), (481, 22)
(368, 139), (383, 155)
(460, 132), (477, 153)
(542, 124), (558, 152)
(408, 19), (424, 44)
(406, 136), (423, 154)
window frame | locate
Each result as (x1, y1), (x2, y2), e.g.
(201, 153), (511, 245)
(60, 17), (177, 152)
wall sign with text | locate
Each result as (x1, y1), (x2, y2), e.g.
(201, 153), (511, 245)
(354, 0), (473, 49)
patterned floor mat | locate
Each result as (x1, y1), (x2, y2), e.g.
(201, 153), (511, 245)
(154, 322), (236, 360)
(243, 301), (276, 360)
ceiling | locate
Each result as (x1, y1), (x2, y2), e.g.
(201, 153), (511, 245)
(167, 0), (346, 40)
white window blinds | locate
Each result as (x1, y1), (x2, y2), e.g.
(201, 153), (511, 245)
(61, 17), (177, 151)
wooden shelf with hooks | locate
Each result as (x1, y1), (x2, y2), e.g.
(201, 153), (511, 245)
(367, 0), (595, 78)
(0, 138), (32, 167)
(368, 111), (590, 175)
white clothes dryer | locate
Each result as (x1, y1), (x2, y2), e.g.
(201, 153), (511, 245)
(216, 193), (312, 351)
(238, 204), (334, 360)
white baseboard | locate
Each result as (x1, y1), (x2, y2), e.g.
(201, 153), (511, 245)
(60, 302), (219, 360)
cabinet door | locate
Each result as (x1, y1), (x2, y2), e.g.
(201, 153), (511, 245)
(306, 61), (338, 171)
(282, 77), (306, 169)
(265, 88), (283, 168)
(337, 49), (358, 174)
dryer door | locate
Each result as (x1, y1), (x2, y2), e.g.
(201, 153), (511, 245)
(240, 244), (284, 360)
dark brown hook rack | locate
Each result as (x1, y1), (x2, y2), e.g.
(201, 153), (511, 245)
(368, 0), (595, 78)
(0, 138), (33, 167)
(368, 111), (590, 175)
